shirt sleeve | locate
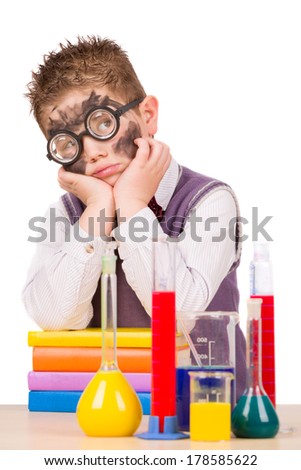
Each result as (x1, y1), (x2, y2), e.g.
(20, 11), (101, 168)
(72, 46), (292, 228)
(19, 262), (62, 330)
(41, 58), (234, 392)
(21, 199), (105, 330)
(111, 188), (237, 316)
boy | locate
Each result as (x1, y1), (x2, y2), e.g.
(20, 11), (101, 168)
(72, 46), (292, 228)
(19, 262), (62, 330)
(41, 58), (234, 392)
(22, 36), (246, 396)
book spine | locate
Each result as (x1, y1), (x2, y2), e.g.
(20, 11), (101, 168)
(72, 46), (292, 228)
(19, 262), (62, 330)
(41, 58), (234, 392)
(28, 391), (151, 414)
(32, 347), (151, 373)
(28, 371), (151, 392)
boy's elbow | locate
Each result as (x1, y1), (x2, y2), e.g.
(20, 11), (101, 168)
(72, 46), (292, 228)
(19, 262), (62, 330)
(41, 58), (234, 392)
(22, 290), (93, 331)
(28, 308), (92, 331)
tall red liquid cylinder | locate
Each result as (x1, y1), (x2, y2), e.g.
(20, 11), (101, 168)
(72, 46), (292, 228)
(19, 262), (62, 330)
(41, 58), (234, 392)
(151, 291), (176, 432)
(251, 294), (275, 406)
(250, 243), (275, 406)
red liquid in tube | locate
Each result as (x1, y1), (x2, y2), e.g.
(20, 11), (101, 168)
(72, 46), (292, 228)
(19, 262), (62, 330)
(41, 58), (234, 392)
(151, 291), (176, 432)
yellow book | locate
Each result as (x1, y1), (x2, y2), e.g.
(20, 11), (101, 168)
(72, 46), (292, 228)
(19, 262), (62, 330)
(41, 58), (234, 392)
(28, 328), (152, 348)
(28, 328), (187, 349)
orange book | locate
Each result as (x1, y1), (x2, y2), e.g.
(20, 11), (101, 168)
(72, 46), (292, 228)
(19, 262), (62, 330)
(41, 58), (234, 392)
(32, 347), (151, 372)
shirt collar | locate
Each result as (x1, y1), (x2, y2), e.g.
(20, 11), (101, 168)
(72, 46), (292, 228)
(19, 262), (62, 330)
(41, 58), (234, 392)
(155, 157), (180, 210)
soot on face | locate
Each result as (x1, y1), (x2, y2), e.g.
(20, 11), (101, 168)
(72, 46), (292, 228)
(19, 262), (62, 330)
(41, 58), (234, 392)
(65, 121), (141, 175)
(65, 158), (87, 175)
(112, 121), (141, 159)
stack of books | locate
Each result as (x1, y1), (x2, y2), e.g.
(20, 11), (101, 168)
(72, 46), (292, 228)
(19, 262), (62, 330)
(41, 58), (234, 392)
(27, 328), (153, 414)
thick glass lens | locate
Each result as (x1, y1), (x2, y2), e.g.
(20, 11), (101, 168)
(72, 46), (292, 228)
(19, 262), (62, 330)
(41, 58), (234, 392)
(50, 134), (79, 163)
(87, 109), (117, 139)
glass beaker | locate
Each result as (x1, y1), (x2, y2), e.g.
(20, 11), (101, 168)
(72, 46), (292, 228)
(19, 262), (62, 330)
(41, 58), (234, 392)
(189, 371), (234, 441)
(176, 311), (238, 431)
(76, 242), (142, 437)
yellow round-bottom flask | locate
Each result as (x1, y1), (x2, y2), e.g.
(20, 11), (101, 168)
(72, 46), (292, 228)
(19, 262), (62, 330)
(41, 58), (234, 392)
(77, 243), (142, 437)
(76, 369), (142, 437)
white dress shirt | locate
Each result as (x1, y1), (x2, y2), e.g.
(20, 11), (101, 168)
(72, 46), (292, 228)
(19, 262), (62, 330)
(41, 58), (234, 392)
(22, 158), (237, 330)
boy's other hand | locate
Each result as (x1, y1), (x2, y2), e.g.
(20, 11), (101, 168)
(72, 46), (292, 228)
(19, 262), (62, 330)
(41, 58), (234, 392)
(58, 166), (113, 208)
(113, 137), (171, 220)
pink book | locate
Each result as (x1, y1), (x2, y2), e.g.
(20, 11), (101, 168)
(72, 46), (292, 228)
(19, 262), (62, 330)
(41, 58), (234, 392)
(28, 371), (151, 392)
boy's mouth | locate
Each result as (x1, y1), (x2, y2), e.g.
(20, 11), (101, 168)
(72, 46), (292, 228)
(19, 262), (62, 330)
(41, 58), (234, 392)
(92, 163), (121, 178)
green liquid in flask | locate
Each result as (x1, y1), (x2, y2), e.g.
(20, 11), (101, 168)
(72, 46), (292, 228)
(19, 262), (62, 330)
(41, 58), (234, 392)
(231, 299), (279, 439)
(231, 394), (279, 438)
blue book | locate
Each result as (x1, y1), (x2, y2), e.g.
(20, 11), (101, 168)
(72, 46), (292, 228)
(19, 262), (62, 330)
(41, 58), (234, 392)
(28, 391), (151, 415)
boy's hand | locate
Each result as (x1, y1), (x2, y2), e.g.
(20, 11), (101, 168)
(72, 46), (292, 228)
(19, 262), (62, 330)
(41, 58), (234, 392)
(58, 166), (113, 207)
(58, 167), (115, 236)
(113, 137), (171, 220)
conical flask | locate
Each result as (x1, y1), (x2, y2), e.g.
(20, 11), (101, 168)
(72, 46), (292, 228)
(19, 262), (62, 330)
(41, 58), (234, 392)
(231, 298), (279, 438)
(76, 242), (142, 436)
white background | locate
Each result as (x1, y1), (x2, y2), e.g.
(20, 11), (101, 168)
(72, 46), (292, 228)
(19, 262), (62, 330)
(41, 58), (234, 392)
(0, 0), (300, 405)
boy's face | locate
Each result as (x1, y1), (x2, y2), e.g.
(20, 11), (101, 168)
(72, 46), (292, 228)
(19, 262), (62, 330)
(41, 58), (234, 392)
(40, 87), (154, 186)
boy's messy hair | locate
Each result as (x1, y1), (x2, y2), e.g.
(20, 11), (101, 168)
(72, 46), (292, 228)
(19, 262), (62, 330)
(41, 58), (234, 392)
(26, 35), (146, 124)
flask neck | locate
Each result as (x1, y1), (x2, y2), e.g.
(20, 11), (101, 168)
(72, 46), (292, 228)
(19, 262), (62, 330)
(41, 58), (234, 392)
(246, 316), (266, 394)
(100, 271), (118, 370)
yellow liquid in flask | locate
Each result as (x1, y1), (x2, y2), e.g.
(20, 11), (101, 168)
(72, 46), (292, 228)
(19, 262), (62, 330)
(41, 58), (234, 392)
(76, 369), (142, 437)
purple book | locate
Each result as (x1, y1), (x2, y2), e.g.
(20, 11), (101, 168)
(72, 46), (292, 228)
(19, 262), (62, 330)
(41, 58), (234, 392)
(28, 371), (151, 392)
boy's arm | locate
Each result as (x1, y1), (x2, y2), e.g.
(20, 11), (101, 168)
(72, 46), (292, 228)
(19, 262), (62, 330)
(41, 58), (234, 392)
(113, 138), (171, 220)
(22, 199), (106, 330)
(112, 188), (237, 315)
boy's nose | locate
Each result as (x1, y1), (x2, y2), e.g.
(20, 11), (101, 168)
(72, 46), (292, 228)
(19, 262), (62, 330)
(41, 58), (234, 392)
(82, 135), (108, 162)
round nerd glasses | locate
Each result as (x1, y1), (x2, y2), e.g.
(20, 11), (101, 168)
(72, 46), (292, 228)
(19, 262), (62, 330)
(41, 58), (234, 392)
(46, 97), (143, 166)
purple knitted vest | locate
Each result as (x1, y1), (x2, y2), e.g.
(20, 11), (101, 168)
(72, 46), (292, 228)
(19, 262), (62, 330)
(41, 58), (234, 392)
(61, 165), (246, 398)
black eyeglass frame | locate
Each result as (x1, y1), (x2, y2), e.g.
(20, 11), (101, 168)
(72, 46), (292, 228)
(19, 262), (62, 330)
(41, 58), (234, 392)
(46, 97), (144, 166)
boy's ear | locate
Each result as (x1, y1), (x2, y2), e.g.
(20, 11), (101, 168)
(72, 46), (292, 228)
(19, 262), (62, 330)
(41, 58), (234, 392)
(139, 95), (159, 135)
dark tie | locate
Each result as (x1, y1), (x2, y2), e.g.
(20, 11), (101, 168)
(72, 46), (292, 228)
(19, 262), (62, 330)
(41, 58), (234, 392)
(148, 196), (164, 221)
